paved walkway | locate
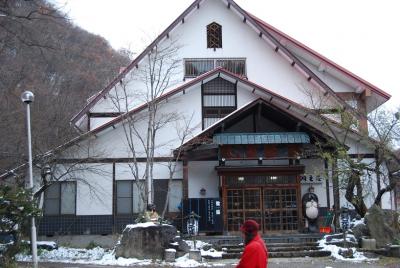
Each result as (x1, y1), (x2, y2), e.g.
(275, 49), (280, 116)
(18, 257), (400, 268)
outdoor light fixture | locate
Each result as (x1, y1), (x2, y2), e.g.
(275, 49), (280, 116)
(219, 158), (226, 166)
(295, 155), (301, 165)
(258, 157), (263, 165)
(21, 90), (35, 103)
(200, 188), (206, 196)
(21, 90), (38, 268)
(271, 176), (277, 180)
(41, 164), (52, 182)
(238, 176), (245, 182)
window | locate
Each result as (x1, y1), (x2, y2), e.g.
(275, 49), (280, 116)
(184, 58), (246, 78)
(116, 180), (145, 214)
(44, 182), (76, 215)
(116, 181), (133, 214)
(116, 180), (181, 214)
(202, 77), (237, 129)
(207, 22), (222, 49)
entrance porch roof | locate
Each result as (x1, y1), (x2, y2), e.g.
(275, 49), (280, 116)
(213, 132), (310, 145)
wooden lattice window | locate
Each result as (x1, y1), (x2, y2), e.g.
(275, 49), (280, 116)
(207, 22), (222, 49)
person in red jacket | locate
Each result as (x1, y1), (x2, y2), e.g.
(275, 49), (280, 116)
(236, 220), (268, 268)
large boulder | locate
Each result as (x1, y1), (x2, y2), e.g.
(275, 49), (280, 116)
(115, 222), (178, 259)
(365, 205), (400, 248)
(351, 222), (369, 243)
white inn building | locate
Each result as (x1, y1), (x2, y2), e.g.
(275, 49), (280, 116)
(3, 0), (398, 235)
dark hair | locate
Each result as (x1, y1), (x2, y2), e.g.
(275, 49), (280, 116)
(244, 232), (256, 245)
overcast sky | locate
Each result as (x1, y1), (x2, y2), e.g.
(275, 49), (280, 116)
(54, 0), (399, 109)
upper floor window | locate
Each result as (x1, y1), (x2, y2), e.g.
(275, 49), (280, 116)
(207, 22), (222, 49)
(202, 77), (237, 129)
(185, 58), (246, 78)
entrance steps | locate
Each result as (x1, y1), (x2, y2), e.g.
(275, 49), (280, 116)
(200, 233), (331, 259)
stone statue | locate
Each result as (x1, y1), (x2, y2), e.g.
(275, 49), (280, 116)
(145, 204), (159, 222)
(302, 186), (319, 232)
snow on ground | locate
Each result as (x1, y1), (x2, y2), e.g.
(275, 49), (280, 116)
(16, 247), (152, 266)
(16, 240), (224, 267)
(318, 236), (378, 263)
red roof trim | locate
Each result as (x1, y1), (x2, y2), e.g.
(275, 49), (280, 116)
(248, 13), (391, 99)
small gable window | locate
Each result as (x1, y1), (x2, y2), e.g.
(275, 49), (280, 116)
(207, 22), (222, 49)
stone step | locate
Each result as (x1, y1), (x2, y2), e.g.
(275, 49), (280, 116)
(206, 234), (323, 246)
(225, 245), (322, 253)
(217, 241), (318, 250)
(219, 250), (331, 259)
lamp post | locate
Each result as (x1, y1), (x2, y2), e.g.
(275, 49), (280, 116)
(21, 91), (38, 268)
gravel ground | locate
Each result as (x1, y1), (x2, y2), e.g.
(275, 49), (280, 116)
(18, 257), (400, 268)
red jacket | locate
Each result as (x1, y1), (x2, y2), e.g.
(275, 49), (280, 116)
(237, 234), (268, 268)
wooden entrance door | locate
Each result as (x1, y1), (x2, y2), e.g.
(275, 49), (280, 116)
(226, 188), (262, 232)
(263, 188), (299, 232)
(225, 187), (299, 233)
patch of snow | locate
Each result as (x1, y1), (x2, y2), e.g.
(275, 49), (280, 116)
(318, 236), (378, 262)
(124, 222), (173, 230)
(184, 240), (210, 250)
(201, 248), (223, 258)
(124, 222), (157, 229)
(166, 248), (177, 252)
(350, 217), (365, 228)
(174, 254), (202, 267)
(36, 241), (57, 248)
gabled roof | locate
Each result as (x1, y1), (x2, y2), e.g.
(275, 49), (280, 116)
(70, 0), (390, 125)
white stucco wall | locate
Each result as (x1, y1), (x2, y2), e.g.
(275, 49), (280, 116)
(300, 158), (330, 208)
(115, 162), (182, 180)
(71, 163), (113, 215)
(188, 161), (219, 198)
(87, 0), (353, 129)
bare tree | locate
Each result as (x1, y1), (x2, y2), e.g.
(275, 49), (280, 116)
(109, 39), (184, 209)
(301, 85), (400, 217)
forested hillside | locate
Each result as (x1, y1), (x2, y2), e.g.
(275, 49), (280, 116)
(0, 0), (130, 172)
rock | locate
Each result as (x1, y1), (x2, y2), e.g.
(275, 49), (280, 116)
(351, 223), (369, 242)
(115, 223), (178, 259)
(189, 249), (202, 262)
(202, 244), (212, 251)
(388, 245), (400, 258)
(168, 236), (190, 258)
(361, 238), (376, 250)
(365, 205), (400, 248)
(338, 248), (354, 258)
(164, 249), (176, 262)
